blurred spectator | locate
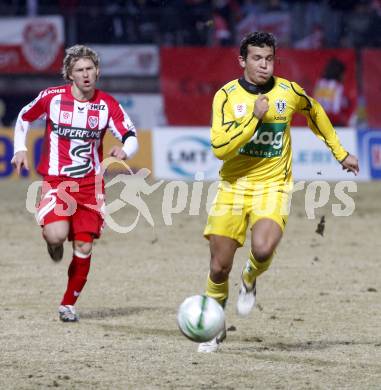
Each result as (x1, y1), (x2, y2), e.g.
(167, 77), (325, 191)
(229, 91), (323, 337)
(212, 0), (240, 42)
(236, 1), (291, 46)
(0, 0), (27, 15)
(75, 1), (112, 44)
(313, 58), (353, 126)
(212, 10), (232, 45)
(341, 0), (376, 48)
(105, 1), (128, 43)
(265, 0), (288, 11)
(26, 0), (37, 15)
(372, 0), (381, 15)
(239, 0), (264, 17)
(0, 99), (5, 127)
(328, 0), (357, 11)
(213, 0), (240, 22)
(294, 24), (324, 49)
(1, 0), (381, 48)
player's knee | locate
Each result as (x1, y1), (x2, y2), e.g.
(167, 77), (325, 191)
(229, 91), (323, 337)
(73, 233), (93, 256)
(210, 255), (232, 280)
(74, 241), (92, 256)
(42, 229), (66, 245)
(251, 241), (274, 263)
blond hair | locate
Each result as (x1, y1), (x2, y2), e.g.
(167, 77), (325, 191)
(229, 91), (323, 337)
(62, 45), (100, 81)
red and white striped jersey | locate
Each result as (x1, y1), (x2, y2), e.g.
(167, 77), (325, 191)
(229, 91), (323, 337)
(14, 84), (136, 178)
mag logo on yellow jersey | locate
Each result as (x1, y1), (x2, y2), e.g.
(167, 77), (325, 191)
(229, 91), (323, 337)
(239, 123), (287, 158)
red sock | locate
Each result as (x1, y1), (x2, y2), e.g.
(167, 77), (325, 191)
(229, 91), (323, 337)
(61, 253), (91, 306)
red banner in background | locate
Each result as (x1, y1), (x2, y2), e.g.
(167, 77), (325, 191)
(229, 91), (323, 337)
(161, 47), (239, 125)
(276, 49), (357, 126)
(362, 50), (381, 128)
(0, 16), (64, 74)
(160, 48), (357, 127)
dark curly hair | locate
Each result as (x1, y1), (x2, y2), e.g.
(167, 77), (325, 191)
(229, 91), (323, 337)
(240, 32), (277, 59)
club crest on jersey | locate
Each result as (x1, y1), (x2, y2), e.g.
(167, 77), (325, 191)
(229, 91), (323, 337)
(275, 99), (287, 114)
(59, 110), (72, 125)
(21, 22), (60, 71)
(234, 103), (247, 118)
(88, 116), (99, 129)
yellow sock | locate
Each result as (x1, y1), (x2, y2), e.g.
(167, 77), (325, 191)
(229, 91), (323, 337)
(205, 274), (228, 308)
(242, 251), (273, 287)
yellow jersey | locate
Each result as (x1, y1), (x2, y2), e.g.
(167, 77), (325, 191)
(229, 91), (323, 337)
(211, 76), (348, 185)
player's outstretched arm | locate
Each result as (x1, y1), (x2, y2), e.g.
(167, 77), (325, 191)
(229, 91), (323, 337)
(340, 154), (359, 175)
(291, 82), (350, 163)
(11, 151), (29, 176)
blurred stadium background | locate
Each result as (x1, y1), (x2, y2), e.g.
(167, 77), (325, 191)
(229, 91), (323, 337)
(0, 0), (380, 182)
(1, 2), (381, 389)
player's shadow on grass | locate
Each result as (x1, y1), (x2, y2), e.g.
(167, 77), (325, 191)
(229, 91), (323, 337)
(231, 338), (378, 352)
(80, 306), (168, 319)
(225, 339), (381, 369)
(102, 323), (181, 338)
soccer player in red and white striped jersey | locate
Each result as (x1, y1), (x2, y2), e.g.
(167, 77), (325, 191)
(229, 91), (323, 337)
(11, 45), (138, 322)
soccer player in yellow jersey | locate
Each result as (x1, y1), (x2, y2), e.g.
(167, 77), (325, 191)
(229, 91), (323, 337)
(198, 31), (359, 353)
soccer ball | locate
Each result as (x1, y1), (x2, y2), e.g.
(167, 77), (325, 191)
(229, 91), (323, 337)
(177, 295), (225, 342)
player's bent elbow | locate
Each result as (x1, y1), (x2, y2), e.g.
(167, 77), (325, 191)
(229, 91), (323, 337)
(212, 146), (232, 160)
(213, 148), (237, 161)
(212, 150), (225, 160)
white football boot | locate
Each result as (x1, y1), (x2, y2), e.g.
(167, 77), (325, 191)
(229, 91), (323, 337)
(197, 324), (226, 353)
(236, 276), (257, 316)
(58, 305), (79, 322)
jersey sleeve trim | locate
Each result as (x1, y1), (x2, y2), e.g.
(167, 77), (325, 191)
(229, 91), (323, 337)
(122, 130), (136, 143)
(291, 82), (347, 161)
(220, 89), (235, 132)
(212, 87), (258, 149)
(290, 81), (335, 153)
(339, 151), (349, 163)
(211, 118), (261, 149)
(212, 130), (243, 149)
(290, 82), (312, 110)
(307, 113), (335, 155)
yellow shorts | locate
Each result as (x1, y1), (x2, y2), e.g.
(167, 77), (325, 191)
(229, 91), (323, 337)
(204, 181), (291, 246)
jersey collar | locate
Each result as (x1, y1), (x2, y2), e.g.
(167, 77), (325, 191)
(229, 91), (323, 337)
(238, 76), (275, 94)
